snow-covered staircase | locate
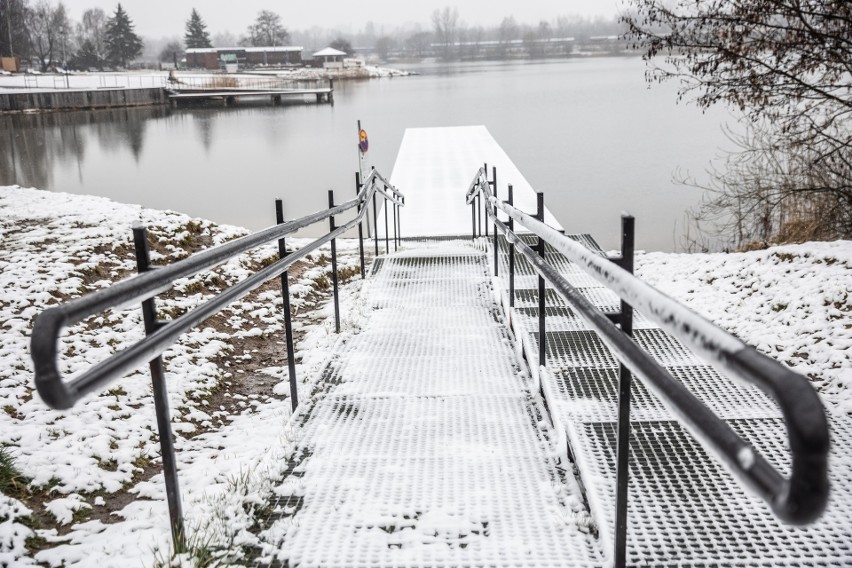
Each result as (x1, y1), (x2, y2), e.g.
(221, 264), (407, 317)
(493, 233), (852, 567)
(255, 239), (602, 566)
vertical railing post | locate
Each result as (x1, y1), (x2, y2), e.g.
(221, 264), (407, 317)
(471, 192), (477, 239)
(354, 173), (366, 279)
(537, 193), (546, 368)
(476, 193), (482, 237)
(383, 188), (390, 254)
(393, 193), (399, 252)
(132, 227), (185, 554)
(275, 200), (299, 412)
(372, 180), (379, 257)
(614, 214), (635, 568)
(328, 190), (341, 334)
(397, 192), (403, 245)
(492, 171), (498, 277)
(508, 184), (515, 308)
(484, 165), (490, 239)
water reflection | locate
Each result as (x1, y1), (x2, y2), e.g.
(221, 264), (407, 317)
(0, 107), (168, 188)
(0, 59), (735, 251)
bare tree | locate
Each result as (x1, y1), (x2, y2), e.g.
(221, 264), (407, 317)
(431, 6), (458, 59)
(27, 0), (68, 71)
(1, 0), (32, 59)
(243, 10), (289, 47)
(77, 8), (106, 60)
(624, 0), (852, 245)
(404, 31), (432, 58)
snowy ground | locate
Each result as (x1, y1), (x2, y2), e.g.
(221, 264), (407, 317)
(1, 186), (849, 566)
(636, 243), (852, 415)
(0, 185), (363, 566)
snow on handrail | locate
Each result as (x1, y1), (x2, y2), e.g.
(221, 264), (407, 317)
(362, 168), (404, 204)
(467, 170), (829, 525)
(31, 171), (402, 411)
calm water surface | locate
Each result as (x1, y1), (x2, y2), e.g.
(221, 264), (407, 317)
(0, 58), (735, 251)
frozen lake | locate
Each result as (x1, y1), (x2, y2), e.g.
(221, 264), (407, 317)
(0, 57), (735, 251)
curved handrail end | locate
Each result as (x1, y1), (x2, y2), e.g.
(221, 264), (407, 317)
(31, 308), (75, 410)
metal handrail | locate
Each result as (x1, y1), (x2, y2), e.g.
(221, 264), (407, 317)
(32, 171), (403, 411)
(363, 168), (404, 201)
(466, 167), (829, 525)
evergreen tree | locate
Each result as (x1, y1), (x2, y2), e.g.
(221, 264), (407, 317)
(70, 38), (102, 70)
(184, 8), (211, 49)
(104, 3), (142, 68)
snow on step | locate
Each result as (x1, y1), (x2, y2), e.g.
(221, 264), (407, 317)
(257, 241), (600, 567)
(385, 126), (563, 237)
(490, 234), (852, 566)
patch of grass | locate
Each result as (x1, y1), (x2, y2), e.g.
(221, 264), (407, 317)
(338, 265), (361, 282)
(255, 254), (281, 270)
(96, 458), (118, 472)
(132, 455), (151, 471)
(772, 303), (788, 312)
(25, 534), (48, 551)
(772, 252), (797, 263)
(312, 275), (330, 290)
(0, 446), (30, 499)
(72, 507), (92, 524)
(183, 280), (206, 295)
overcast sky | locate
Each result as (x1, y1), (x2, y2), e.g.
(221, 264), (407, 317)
(60, 1), (622, 39)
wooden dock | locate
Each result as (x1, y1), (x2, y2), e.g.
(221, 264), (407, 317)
(166, 86), (334, 107)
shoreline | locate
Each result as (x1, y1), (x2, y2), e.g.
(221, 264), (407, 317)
(0, 66), (410, 114)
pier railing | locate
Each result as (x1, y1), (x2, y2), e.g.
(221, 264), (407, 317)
(466, 166), (829, 566)
(30, 168), (403, 552)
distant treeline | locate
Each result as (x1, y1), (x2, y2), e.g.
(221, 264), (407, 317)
(0, 1), (629, 72)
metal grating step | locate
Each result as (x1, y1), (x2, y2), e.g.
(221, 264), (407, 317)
(298, 394), (554, 459)
(363, 306), (505, 331)
(513, 307), (657, 332)
(533, 329), (702, 370)
(368, 278), (492, 309)
(499, 233), (604, 255)
(566, 417), (852, 566)
(548, 365), (782, 424)
(261, 455), (603, 567)
(322, 356), (528, 397)
(499, 251), (580, 276)
(511, 273), (605, 290)
(378, 255), (489, 280)
(342, 327), (513, 359)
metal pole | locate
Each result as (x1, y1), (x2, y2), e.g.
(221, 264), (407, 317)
(493, 176), (498, 277)
(508, 184), (515, 307)
(132, 227), (185, 553)
(482, 163), (487, 240)
(357, 120), (371, 239)
(614, 214), (635, 568)
(328, 190), (341, 334)
(372, 184), (379, 257)
(393, 198), (398, 252)
(476, 194), (482, 237)
(275, 200), (299, 412)
(471, 194), (476, 239)
(537, 193), (546, 368)
(384, 191), (390, 255)
(354, 173), (365, 279)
